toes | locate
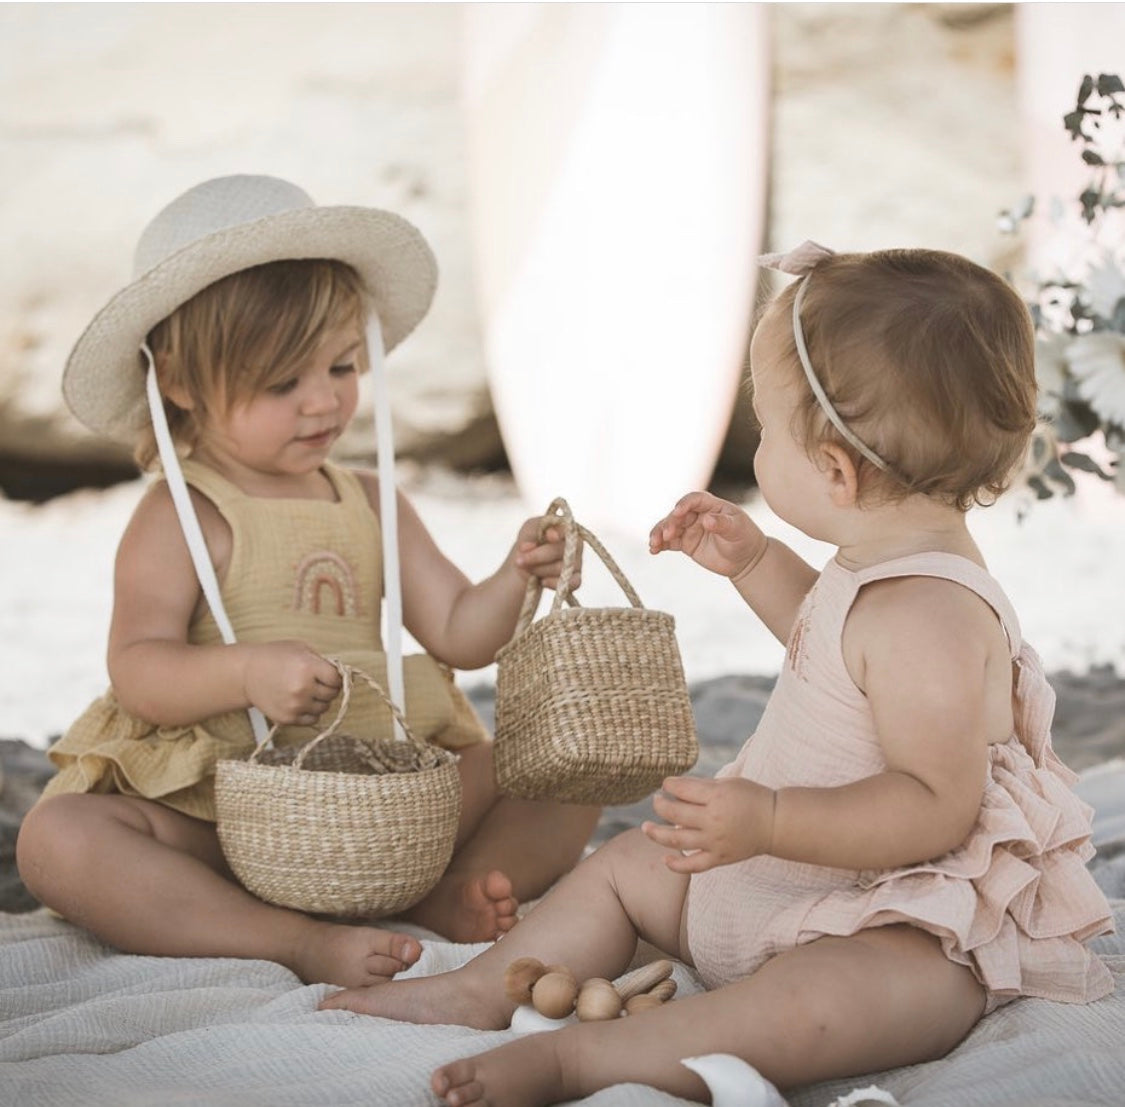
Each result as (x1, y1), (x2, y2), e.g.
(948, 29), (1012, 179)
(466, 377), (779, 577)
(432, 1062), (483, 1106)
(482, 870), (514, 903)
(391, 934), (423, 965)
(318, 988), (350, 1012)
(318, 985), (376, 1014)
(362, 958), (401, 983)
(365, 942), (419, 981)
(447, 1080), (485, 1107)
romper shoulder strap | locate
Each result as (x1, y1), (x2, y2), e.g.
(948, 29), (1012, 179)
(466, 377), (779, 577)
(322, 462), (376, 516)
(177, 458), (245, 511)
(853, 552), (1022, 659)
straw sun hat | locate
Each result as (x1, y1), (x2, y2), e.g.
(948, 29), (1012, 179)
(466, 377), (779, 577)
(62, 174), (438, 444)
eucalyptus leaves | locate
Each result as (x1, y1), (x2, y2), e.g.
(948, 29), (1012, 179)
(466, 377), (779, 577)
(1001, 73), (1125, 499)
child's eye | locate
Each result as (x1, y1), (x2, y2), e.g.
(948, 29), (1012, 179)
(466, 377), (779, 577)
(331, 362), (357, 377)
(267, 378), (298, 396)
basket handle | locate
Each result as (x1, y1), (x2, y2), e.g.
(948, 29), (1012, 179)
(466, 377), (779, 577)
(512, 497), (645, 638)
(248, 657), (420, 767)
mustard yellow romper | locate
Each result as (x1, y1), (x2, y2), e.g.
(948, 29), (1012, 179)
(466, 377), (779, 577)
(41, 460), (487, 822)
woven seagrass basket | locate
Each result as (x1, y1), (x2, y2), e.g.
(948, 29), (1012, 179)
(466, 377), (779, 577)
(494, 498), (698, 805)
(215, 660), (461, 918)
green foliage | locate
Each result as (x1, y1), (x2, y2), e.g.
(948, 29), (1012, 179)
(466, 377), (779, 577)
(1001, 73), (1125, 500)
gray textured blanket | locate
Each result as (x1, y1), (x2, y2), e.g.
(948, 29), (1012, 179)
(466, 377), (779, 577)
(3, 762), (1123, 1106)
(1, 900), (1121, 1106)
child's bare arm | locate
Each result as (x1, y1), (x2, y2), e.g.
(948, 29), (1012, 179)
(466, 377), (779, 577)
(108, 485), (341, 727)
(649, 491), (817, 644)
(377, 482), (572, 670)
(646, 578), (1005, 873)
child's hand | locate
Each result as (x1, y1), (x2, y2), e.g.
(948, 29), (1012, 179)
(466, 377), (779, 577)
(648, 492), (767, 581)
(242, 640), (343, 727)
(512, 520), (582, 594)
(642, 775), (776, 873)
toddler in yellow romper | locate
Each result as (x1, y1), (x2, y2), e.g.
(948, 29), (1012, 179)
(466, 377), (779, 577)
(18, 174), (601, 989)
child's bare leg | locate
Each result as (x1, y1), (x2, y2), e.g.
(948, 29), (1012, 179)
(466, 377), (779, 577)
(430, 924), (986, 1107)
(403, 742), (599, 942)
(17, 792), (422, 987)
(322, 825), (686, 1021)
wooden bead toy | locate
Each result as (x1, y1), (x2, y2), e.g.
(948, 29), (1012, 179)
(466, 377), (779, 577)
(575, 977), (624, 1022)
(615, 958), (674, 1001)
(503, 956), (548, 1005)
(531, 969), (580, 1019)
(505, 956), (678, 1025)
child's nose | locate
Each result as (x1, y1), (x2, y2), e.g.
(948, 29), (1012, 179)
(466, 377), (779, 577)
(302, 375), (340, 413)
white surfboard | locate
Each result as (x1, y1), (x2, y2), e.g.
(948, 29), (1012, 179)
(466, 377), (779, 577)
(462, 4), (769, 538)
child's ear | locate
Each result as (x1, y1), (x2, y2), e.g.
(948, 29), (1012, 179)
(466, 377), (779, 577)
(819, 443), (860, 506)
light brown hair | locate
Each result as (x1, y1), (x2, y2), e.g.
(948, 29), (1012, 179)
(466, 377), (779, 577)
(137, 258), (368, 469)
(761, 248), (1038, 510)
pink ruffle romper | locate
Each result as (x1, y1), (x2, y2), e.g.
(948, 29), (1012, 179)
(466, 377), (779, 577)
(687, 553), (1114, 1012)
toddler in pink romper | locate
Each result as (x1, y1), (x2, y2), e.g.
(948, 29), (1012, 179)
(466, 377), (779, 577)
(318, 243), (1118, 1107)
(688, 552), (1114, 1010)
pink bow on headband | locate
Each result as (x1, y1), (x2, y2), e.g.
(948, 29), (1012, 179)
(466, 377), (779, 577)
(754, 239), (892, 474)
(757, 240), (835, 276)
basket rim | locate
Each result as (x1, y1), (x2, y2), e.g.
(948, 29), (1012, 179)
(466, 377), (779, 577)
(214, 749), (461, 790)
(216, 737), (459, 771)
(495, 606), (678, 663)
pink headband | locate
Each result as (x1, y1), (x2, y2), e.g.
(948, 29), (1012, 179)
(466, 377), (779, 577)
(757, 241), (890, 473)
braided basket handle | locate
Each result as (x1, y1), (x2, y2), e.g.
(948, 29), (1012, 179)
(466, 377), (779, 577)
(512, 497), (645, 638)
(249, 657), (420, 767)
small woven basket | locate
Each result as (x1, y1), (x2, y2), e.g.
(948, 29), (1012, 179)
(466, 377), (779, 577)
(215, 660), (461, 918)
(494, 498), (698, 805)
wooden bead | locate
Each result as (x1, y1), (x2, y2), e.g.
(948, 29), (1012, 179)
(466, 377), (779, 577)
(531, 971), (580, 1019)
(544, 964), (577, 985)
(615, 959), (674, 1000)
(575, 978), (623, 1022)
(646, 979), (678, 1002)
(625, 992), (666, 1015)
(503, 957), (547, 1005)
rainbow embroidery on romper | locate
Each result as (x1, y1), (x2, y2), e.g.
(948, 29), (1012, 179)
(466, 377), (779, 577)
(786, 590), (815, 679)
(293, 551), (361, 617)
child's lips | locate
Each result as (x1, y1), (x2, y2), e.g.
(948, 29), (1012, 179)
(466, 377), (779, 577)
(296, 428), (335, 447)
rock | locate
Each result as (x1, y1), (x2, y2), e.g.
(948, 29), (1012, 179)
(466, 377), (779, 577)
(0, 738), (55, 914)
(0, 4), (1022, 501)
(1046, 666), (1125, 773)
(769, 4), (1021, 266)
(0, 5), (496, 497)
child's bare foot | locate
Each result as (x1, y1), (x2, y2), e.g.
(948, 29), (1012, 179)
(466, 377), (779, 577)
(318, 963), (510, 1029)
(290, 921), (421, 987)
(404, 869), (519, 943)
(432, 1035), (567, 1107)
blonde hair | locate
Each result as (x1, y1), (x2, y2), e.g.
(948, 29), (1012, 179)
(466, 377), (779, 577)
(137, 258), (368, 469)
(761, 249), (1038, 510)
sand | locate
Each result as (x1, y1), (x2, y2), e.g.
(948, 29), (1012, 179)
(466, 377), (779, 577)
(2, 467), (1124, 910)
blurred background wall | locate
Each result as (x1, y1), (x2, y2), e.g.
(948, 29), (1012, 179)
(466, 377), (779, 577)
(0, 2), (1107, 503)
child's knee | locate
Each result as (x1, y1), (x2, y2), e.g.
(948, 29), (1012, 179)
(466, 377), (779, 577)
(16, 794), (85, 891)
(18, 793), (148, 873)
(595, 825), (662, 867)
